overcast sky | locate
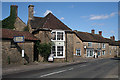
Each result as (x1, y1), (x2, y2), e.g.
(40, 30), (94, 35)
(2, 2), (119, 40)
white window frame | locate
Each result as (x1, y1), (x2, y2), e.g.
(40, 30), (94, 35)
(86, 49), (94, 57)
(52, 45), (65, 58)
(51, 30), (65, 41)
(76, 49), (81, 56)
(102, 43), (105, 49)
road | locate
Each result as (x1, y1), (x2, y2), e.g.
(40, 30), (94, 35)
(2, 58), (119, 79)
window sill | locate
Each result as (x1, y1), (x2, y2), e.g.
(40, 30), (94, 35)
(51, 40), (65, 42)
(54, 56), (65, 58)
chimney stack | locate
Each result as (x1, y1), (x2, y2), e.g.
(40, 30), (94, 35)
(91, 29), (95, 34)
(10, 5), (18, 17)
(99, 31), (102, 36)
(113, 36), (115, 41)
(28, 5), (34, 20)
(110, 36), (115, 41)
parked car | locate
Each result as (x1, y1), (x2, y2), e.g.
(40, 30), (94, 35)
(48, 54), (54, 62)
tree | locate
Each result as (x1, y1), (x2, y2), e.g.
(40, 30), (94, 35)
(35, 41), (52, 61)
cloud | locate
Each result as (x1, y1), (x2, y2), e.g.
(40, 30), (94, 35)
(92, 23), (104, 26)
(60, 17), (64, 20)
(44, 10), (52, 16)
(89, 12), (117, 20)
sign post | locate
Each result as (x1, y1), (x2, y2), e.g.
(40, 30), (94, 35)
(13, 36), (25, 64)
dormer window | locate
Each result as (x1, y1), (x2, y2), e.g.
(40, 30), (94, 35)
(51, 30), (65, 41)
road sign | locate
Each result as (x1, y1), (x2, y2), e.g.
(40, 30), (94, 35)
(13, 36), (24, 43)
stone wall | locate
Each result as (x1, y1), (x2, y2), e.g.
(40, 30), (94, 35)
(14, 17), (26, 31)
(73, 34), (84, 58)
(108, 46), (118, 58)
(2, 40), (34, 65)
(34, 31), (51, 43)
(65, 32), (74, 62)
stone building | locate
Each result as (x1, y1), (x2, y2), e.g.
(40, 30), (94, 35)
(73, 30), (110, 58)
(2, 5), (26, 31)
(27, 5), (74, 62)
(1, 29), (39, 65)
(105, 37), (120, 58)
(27, 5), (120, 61)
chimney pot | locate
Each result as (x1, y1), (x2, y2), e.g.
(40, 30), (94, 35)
(99, 31), (102, 36)
(91, 29), (95, 34)
(28, 5), (34, 8)
(110, 36), (112, 39)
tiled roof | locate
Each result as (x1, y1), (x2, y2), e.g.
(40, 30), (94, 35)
(75, 31), (109, 43)
(30, 13), (72, 31)
(105, 38), (120, 46)
(1, 29), (39, 41)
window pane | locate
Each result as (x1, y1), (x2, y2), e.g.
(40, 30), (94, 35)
(76, 49), (81, 56)
(102, 51), (105, 55)
(90, 50), (93, 56)
(57, 52), (63, 56)
(57, 46), (63, 56)
(102, 44), (105, 48)
(57, 32), (63, 40)
(88, 42), (92, 47)
(98, 51), (100, 56)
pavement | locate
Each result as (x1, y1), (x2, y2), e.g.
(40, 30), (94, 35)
(2, 57), (102, 76)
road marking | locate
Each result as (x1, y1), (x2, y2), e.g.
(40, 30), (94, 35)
(68, 68), (74, 70)
(40, 69), (67, 77)
(40, 68), (74, 78)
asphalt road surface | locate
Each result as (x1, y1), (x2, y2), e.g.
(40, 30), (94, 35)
(2, 58), (120, 79)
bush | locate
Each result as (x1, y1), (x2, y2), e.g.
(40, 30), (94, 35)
(35, 41), (52, 62)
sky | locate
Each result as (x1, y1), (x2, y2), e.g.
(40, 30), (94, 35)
(2, 2), (119, 40)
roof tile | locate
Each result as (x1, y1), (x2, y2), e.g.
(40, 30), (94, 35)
(1, 29), (39, 41)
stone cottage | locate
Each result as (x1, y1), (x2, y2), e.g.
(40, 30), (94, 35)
(2, 5), (26, 31)
(27, 5), (74, 62)
(1, 29), (39, 65)
(73, 30), (112, 58)
(105, 37), (120, 58)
